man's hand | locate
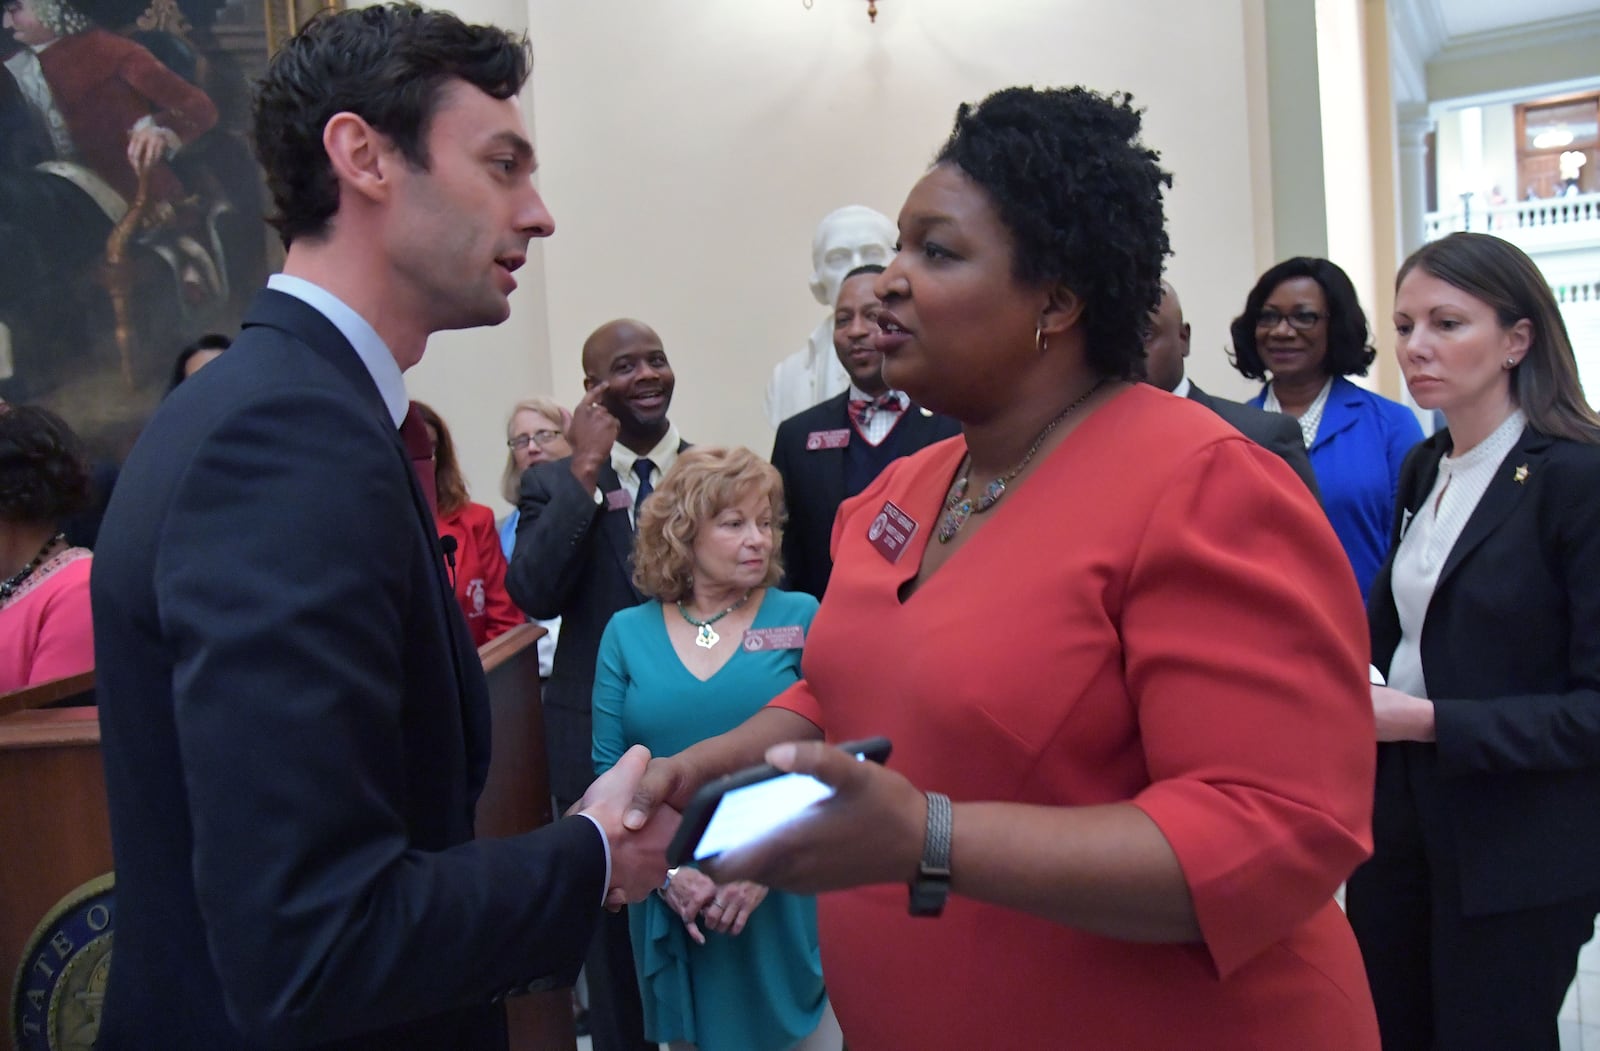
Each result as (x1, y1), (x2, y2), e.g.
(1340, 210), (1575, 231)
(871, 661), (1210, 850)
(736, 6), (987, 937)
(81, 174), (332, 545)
(567, 382), (618, 493)
(127, 124), (176, 175)
(575, 745), (681, 905)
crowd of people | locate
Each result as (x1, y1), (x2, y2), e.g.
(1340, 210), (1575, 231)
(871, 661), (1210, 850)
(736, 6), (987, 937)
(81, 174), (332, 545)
(2, 4), (1598, 1050)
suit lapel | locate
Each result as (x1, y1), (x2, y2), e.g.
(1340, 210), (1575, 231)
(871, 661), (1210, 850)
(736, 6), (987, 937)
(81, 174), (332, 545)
(1309, 378), (1362, 454)
(1436, 428), (1548, 591)
(596, 462), (645, 601)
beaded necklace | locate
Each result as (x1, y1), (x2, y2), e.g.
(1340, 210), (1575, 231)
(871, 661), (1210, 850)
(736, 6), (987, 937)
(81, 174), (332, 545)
(676, 588), (754, 648)
(1, 532), (66, 601)
(937, 380), (1106, 544)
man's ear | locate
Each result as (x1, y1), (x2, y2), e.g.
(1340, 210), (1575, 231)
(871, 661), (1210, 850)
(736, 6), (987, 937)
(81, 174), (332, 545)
(323, 112), (392, 205)
(582, 374), (597, 392)
(1038, 282), (1086, 339)
(1180, 322), (1192, 359)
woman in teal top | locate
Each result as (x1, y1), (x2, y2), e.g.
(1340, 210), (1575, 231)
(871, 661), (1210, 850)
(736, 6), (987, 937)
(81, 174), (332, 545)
(593, 446), (839, 1051)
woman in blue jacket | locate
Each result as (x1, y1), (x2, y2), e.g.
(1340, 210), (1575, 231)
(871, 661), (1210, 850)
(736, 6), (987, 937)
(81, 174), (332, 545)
(1229, 258), (1422, 601)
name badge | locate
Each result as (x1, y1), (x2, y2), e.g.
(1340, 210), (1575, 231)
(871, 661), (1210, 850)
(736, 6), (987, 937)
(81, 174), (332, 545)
(806, 429), (851, 451)
(604, 489), (632, 511)
(742, 626), (806, 651)
(867, 500), (919, 563)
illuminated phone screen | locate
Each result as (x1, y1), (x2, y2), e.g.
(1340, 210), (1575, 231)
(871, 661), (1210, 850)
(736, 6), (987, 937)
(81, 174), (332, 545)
(693, 772), (834, 860)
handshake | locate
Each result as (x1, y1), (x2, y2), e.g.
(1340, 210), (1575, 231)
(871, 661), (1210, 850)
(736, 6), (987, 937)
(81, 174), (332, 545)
(572, 745), (683, 908)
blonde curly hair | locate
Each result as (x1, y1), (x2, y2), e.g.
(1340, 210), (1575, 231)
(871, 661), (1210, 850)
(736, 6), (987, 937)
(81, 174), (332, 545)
(632, 447), (786, 603)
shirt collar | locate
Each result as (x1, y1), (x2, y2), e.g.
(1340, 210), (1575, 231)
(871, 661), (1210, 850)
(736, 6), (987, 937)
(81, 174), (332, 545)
(267, 273), (408, 427)
(1170, 375), (1192, 400)
(611, 423), (682, 479)
(848, 385), (907, 407)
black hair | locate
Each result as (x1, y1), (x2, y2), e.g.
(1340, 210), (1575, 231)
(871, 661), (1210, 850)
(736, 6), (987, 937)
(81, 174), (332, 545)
(1228, 257), (1376, 381)
(168, 332), (232, 392)
(934, 86), (1171, 379)
(0, 404), (91, 526)
(841, 264), (886, 284)
(252, 3), (531, 246)
(1399, 233), (1600, 444)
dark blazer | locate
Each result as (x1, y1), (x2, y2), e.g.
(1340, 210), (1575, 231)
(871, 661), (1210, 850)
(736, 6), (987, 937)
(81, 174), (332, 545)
(1187, 382), (1321, 502)
(91, 290), (604, 1051)
(1366, 426), (1600, 916)
(506, 445), (686, 804)
(770, 392), (960, 598)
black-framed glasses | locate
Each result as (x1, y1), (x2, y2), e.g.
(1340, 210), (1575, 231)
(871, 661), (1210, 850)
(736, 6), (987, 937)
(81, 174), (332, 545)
(507, 430), (563, 450)
(1255, 309), (1325, 331)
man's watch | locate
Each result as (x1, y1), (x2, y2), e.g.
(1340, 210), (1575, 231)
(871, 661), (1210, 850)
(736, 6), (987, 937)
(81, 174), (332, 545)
(908, 791), (952, 917)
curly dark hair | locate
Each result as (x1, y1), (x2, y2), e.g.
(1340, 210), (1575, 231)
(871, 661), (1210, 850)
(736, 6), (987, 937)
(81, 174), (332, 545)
(1228, 257), (1376, 381)
(934, 86), (1172, 379)
(0, 405), (91, 526)
(252, 3), (531, 246)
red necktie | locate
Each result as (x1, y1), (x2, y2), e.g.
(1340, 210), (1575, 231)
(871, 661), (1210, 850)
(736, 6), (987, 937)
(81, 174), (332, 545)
(399, 403), (438, 512)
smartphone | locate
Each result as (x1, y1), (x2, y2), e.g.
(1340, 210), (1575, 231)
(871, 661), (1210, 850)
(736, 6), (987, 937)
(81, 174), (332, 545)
(665, 736), (892, 866)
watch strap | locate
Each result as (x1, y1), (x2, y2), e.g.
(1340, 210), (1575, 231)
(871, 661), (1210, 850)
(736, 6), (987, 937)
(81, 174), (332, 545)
(909, 791), (952, 917)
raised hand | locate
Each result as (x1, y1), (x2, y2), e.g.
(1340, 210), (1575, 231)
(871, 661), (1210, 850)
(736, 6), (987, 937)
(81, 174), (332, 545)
(567, 382), (619, 492)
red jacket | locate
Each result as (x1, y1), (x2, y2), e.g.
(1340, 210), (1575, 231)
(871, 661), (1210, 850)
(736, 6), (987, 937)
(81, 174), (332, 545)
(437, 503), (525, 649)
(36, 28), (217, 203)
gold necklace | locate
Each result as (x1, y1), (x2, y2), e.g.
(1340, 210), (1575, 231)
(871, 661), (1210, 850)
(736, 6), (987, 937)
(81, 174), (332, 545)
(676, 588), (754, 648)
(937, 379), (1106, 544)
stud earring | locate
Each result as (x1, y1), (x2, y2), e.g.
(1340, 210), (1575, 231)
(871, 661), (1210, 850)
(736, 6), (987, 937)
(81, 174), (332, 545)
(1504, 356), (1516, 370)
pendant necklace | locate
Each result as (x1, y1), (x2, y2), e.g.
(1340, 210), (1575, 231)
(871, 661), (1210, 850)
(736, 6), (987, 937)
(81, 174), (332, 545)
(938, 379), (1107, 544)
(677, 588), (754, 648)
(1, 532), (66, 601)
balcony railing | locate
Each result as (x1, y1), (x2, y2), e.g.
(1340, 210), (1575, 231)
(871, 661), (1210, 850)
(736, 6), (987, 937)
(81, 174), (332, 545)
(1425, 192), (1600, 245)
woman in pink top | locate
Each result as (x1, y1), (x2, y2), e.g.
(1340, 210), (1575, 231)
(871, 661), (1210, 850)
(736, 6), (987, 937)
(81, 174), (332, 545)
(0, 404), (94, 693)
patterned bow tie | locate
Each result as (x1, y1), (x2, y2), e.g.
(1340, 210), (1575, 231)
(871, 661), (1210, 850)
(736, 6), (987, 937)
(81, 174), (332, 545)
(848, 393), (904, 429)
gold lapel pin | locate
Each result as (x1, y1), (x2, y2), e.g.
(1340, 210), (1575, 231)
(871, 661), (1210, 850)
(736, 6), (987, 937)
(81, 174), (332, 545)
(1513, 464), (1529, 484)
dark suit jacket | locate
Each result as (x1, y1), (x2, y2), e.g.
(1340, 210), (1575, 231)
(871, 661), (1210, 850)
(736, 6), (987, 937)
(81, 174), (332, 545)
(1366, 426), (1600, 916)
(770, 392), (961, 598)
(506, 445), (686, 804)
(91, 290), (604, 1051)
(1187, 382), (1321, 502)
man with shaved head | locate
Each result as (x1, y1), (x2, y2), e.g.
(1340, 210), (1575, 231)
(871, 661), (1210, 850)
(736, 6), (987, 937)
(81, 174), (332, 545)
(1144, 280), (1321, 499)
(505, 317), (683, 1051)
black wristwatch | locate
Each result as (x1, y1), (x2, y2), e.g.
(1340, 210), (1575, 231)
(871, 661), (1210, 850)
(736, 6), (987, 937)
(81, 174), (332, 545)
(909, 791), (952, 917)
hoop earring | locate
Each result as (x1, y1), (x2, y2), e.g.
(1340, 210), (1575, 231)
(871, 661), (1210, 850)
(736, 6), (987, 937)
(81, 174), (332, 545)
(1036, 323), (1048, 355)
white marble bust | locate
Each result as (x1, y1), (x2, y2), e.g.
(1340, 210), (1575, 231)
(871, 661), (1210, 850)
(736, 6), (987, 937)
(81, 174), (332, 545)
(765, 205), (896, 428)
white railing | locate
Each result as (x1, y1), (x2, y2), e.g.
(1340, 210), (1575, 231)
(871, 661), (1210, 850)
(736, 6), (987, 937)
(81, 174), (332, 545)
(1425, 192), (1600, 243)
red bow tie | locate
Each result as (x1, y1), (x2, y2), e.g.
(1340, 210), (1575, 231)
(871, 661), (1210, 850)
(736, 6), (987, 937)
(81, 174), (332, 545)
(848, 394), (904, 428)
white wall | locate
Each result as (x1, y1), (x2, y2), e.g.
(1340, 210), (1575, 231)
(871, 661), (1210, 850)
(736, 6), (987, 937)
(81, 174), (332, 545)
(511, 0), (1271, 515)
(398, 1), (1275, 513)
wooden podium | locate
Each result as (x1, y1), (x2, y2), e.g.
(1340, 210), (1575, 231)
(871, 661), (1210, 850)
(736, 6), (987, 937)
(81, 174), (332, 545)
(0, 623), (576, 1051)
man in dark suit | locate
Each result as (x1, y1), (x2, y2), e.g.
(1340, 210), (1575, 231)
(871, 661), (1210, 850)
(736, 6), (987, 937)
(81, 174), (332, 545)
(505, 317), (682, 1051)
(1144, 280), (1321, 499)
(90, 9), (673, 1049)
(771, 264), (961, 598)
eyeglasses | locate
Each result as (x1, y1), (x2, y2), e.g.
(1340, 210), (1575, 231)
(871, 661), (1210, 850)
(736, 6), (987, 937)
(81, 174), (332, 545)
(1255, 309), (1326, 331)
(507, 430), (563, 450)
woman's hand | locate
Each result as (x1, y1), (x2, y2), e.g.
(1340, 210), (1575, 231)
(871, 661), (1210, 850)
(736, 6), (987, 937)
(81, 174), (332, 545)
(702, 881), (767, 936)
(1372, 684), (1436, 742)
(662, 866), (717, 945)
(702, 740), (927, 894)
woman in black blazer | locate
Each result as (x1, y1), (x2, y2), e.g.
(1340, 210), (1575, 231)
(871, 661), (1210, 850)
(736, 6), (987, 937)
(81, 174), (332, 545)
(1348, 232), (1600, 1050)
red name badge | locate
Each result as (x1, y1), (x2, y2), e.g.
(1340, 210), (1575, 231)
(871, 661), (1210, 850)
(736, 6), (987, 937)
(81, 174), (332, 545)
(806, 429), (851, 451)
(604, 489), (632, 511)
(741, 626), (806, 652)
(867, 500), (919, 563)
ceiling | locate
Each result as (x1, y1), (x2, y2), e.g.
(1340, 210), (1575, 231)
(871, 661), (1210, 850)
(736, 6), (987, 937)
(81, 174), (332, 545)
(1434, 0), (1600, 38)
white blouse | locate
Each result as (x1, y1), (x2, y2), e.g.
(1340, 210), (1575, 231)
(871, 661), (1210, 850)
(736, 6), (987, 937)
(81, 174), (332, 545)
(1386, 410), (1527, 698)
